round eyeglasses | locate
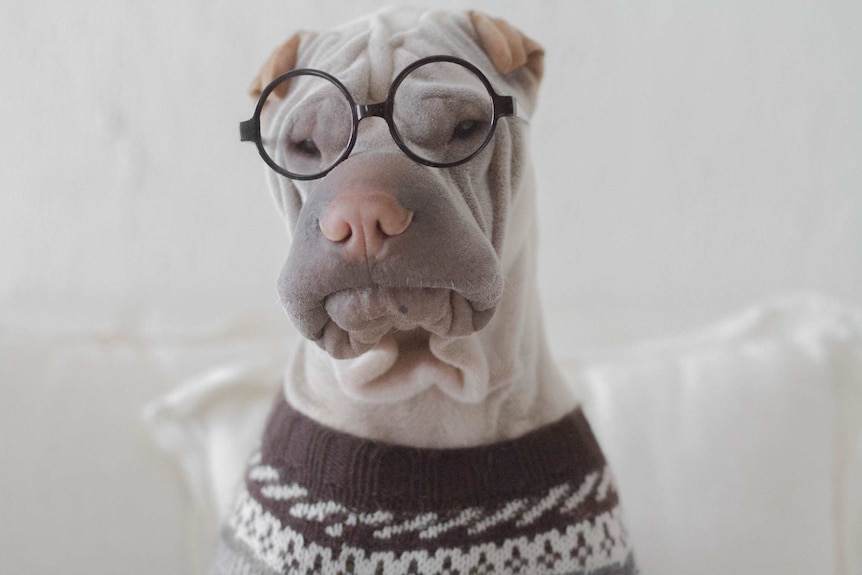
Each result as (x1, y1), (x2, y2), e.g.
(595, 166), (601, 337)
(239, 55), (527, 180)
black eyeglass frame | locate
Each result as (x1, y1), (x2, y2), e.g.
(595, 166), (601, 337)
(239, 55), (523, 181)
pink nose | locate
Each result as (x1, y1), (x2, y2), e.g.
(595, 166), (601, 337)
(319, 192), (413, 259)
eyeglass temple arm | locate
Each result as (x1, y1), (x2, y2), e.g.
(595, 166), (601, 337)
(498, 95), (530, 124)
(240, 119), (258, 142)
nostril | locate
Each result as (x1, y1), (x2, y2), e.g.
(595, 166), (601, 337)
(319, 216), (353, 243)
(378, 209), (414, 238)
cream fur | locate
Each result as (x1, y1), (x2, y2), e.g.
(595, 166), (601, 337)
(262, 7), (579, 448)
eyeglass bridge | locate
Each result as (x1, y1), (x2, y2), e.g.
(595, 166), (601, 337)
(356, 102), (387, 121)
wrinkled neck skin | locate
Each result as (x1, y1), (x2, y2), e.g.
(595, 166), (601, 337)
(280, 164), (577, 448)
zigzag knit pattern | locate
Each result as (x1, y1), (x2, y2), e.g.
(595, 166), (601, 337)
(213, 397), (638, 575)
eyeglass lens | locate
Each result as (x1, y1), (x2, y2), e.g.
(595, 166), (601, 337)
(260, 74), (354, 178)
(259, 60), (495, 178)
(391, 60), (494, 166)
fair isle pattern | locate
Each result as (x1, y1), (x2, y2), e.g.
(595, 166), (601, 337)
(228, 487), (631, 574)
(223, 461), (633, 574)
(245, 463), (619, 544)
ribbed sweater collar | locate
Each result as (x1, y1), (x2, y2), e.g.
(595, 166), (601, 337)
(260, 397), (606, 512)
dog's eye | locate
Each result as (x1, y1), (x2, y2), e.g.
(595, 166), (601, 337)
(293, 139), (321, 156)
(451, 119), (483, 141)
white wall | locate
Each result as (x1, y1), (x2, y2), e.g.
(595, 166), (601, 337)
(535, 1), (862, 350)
(2, 0), (860, 349)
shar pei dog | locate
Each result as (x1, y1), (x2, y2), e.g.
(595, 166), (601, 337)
(216, 7), (638, 575)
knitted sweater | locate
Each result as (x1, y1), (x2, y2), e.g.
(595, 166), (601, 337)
(213, 397), (638, 575)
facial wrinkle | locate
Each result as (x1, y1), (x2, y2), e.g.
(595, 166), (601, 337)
(366, 14), (397, 103)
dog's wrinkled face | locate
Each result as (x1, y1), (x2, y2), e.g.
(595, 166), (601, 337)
(255, 10), (543, 361)
(279, 152), (502, 359)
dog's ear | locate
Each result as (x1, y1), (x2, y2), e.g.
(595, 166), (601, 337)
(249, 32), (312, 100)
(468, 11), (544, 81)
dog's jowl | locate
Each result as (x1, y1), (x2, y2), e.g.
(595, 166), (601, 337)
(218, 7), (638, 575)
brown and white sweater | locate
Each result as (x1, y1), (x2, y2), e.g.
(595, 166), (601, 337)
(213, 396), (638, 575)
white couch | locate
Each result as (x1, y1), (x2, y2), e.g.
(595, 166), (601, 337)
(142, 295), (862, 575)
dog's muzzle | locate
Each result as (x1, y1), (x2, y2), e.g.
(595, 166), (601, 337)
(277, 157), (502, 359)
